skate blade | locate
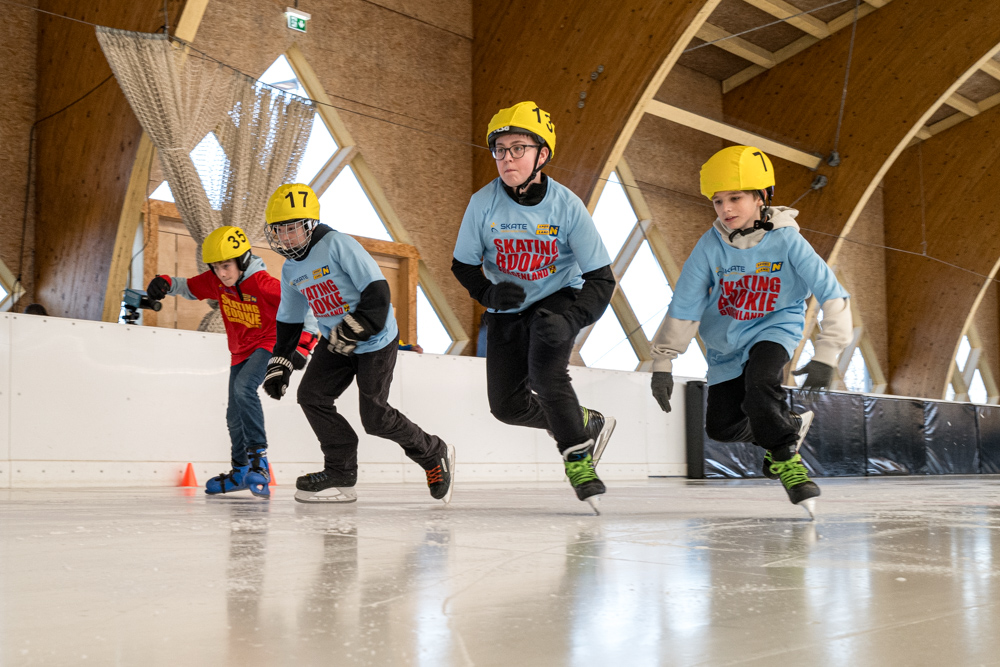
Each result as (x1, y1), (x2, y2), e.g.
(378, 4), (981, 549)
(592, 416), (617, 467)
(294, 488), (358, 504)
(798, 497), (817, 521)
(585, 495), (602, 516)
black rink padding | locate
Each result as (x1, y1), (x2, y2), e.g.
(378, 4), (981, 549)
(686, 383), (991, 478)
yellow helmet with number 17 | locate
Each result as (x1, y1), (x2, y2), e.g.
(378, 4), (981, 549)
(264, 183), (321, 260)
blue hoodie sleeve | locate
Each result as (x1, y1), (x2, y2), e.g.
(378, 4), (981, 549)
(667, 234), (715, 322)
(784, 232), (849, 303)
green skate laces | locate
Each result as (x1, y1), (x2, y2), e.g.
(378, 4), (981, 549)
(564, 454), (598, 487)
(769, 453), (811, 488)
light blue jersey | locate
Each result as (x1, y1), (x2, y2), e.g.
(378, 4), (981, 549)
(277, 227), (398, 354)
(669, 217), (848, 385)
(453, 177), (611, 313)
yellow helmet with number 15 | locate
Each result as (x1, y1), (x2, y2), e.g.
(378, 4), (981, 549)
(202, 225), (252, 271)
(486, 101), (556, 157)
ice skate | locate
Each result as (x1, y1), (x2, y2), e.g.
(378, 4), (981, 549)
(245, 447), (271, 498)
(205, 465), (251, 495)
(763, 410), (814, 479)
(294, 469), (358, 504)
(425, 444), (455, 504)
(770, 453), (820, 520)
(562, 439), (605, 515)
(582, 407), (616, 467)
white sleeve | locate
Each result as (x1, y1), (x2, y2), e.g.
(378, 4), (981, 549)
(811, 298), (853, 367)
(650, 315), (700, 373)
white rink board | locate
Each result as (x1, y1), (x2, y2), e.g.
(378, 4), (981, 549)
(1, 313), (687, 487)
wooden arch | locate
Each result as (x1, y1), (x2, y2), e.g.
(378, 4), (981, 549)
(472, 0), (721, 202)
(720, 0), (1000, 264)
(883, 104), (1000, 398)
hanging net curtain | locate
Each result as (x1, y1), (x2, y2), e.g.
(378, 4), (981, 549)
(95, 28), (315, 330)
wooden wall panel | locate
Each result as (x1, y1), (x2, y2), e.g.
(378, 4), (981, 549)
(884, 104), (1000, 398)
(472, 0), (718, 203)
(723, 0), (1000, 263)
(33, 0), (183, 320)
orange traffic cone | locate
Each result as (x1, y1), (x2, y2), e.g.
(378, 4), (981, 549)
(179, 463), (198, 487)
(268, 462), (277, 485)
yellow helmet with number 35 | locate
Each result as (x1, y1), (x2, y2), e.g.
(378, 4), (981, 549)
(700, 145), (775, 200)
(202, 225), (252, 270)
(486, 101), (556, 157)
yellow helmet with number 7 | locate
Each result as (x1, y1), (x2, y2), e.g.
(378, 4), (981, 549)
(202, 225), (252, 271)
(700, 145), (775, 200)
(486, 101), (556, 157)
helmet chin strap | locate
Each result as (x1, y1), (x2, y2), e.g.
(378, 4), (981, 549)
(728, 190), (773, 242)
(513, 146), (549, 202)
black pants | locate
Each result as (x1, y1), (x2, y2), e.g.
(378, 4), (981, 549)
(485, 288), (586, 452)
(705, 341), (798, 454)
(297, 337), (447, 476)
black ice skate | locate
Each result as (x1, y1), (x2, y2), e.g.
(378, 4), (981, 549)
(769, 453), (820, 520)
(425, 444), (455, 504)
(294, 469), (358, 504)
(763, 410), (814, 479)
(562, 440), (605, 515)
(582, 407), (616, 466)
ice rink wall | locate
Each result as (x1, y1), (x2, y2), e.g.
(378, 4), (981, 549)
(0, 313), (687, 487)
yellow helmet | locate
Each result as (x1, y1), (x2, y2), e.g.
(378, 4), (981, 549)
(202, 226), (252, 269)
(265, 183), (320, 225)
(700, 146), (775, 200)
(487, 101), (556, 157)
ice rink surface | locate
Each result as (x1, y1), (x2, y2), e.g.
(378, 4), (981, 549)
(4, 477), (1000, 666)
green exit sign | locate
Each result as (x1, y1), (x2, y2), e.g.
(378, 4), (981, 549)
(285, 8), (310, 33)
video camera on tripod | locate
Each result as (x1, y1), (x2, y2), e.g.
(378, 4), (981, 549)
(121, 288), (162, 325)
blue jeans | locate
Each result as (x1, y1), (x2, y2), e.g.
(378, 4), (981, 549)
(226, 348), (271, 466)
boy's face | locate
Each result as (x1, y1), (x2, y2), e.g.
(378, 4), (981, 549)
(493, 133), (550, 188)
(273, 220), (312, 254)
(712, 190), (763, 232)
(211, 259), (242, 287)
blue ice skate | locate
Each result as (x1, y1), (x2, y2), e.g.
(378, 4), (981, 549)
(245, 448), (271, 498)
(205, 465), (251, 495)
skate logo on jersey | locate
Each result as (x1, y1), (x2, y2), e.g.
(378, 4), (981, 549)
(755, 261), (783, 274)
(715, 264), (746, 278)
(220, 293), (262, 328)
(303, 279), (350, 317)
(312, 265), (330, 279)
(536, 224), (560, 236)
(493, 238), (559, 281)
(718, 274), (781, 321)
(491, 221), (529, 233)
(291, 274), (309, 287)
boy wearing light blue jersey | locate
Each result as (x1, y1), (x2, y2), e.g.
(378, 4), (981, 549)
(649, 146), (853, 519)
(452, 101), (617, 513)
(261, 184), (454, 505)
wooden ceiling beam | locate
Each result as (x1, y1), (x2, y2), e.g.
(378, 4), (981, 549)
(696, 22), (776, 68)
(741, 0), (829, 39)
(946, 93), (980, 117)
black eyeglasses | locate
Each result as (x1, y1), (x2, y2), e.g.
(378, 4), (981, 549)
(491, 144), (541, 160)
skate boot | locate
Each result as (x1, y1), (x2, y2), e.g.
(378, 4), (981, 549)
(425, 444), (455, 504)
(294, 469), (358, 504)
(245, 447), (271, 498)
(770, 452), (820, 520)
(205, 465), (250, 495)
(763, 411), (814, 479)
(562, 439), (606, 515)
(582, 407), (617, 467)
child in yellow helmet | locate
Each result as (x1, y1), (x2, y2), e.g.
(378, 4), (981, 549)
(452, 101), (618, 513)
(261, 183), (455, 505)
(648, 146), (853, 518)
(146, 225), (318, 497)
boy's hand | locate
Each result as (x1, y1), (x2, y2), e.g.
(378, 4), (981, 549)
(792, 360), (834, 391)
(329, 314), (369, 355)
(651, 372), (674, 413)
(292, 331), (319, 370)
(534, 308), (576, 346)
(146, 275), (172, 300)
(263, 357), (293, 399)
(484, 281), (525, 311)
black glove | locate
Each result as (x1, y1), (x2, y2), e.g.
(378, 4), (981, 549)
(146, 275), (172, 300)
(483, 281), (526, 311)
(291, 331), (319, 370)
(329, 314), (370, 356)
(651, 372), (674, 413)
(263, 357), (293, 400)
(792, 360), (834, 391)
(534, 308), (577, 346)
